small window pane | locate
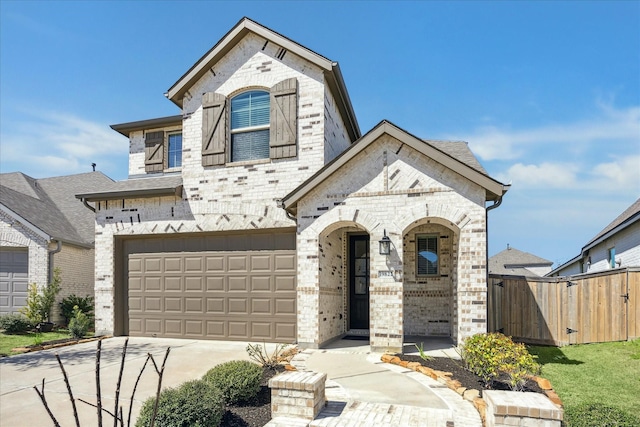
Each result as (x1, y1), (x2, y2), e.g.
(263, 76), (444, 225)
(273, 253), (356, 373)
(417, 236), (438, 276)
(168, 133), (182, 168)
(231, 91), (269, 129)
(231, 129), (269, 162)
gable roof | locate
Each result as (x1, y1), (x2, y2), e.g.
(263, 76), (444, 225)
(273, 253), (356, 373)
(0, 172), (114, 247)
(166, 17), (360, 142)
(281, 120), (508, 214)
(583, 197), (640, 251)
(489, 246), (552, 276)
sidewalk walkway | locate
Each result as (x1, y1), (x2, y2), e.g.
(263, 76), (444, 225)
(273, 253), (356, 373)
(288, 338), (482, 427)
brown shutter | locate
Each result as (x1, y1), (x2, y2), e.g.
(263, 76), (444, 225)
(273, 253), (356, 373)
(145, 131), (164, 173)
(270, 78), (298, 159)
(202, 92), (227, 166)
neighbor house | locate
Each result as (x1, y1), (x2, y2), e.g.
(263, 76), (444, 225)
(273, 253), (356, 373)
(0, 171), (114, 321)
(547, 197), (640, 277)
(489, 245), (553, 277)
(76, 17), (509, 352)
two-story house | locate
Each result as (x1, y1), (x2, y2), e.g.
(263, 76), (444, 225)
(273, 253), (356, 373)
(77, 17), (509, 352)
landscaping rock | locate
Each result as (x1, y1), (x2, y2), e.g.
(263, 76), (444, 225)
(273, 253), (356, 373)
(463, 388), (480, 401)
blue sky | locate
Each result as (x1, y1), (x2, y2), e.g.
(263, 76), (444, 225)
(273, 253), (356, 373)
(1, 1), (638, 266)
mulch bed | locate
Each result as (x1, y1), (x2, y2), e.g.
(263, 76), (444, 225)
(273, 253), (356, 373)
(396, 354), (544, 395)
(221, 365), (284, 427)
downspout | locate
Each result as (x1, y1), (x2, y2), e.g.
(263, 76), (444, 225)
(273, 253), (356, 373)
(48, 239), (62, 284)
(485, 190), (507, 333)
(81, 198), (96, 213)
(277, 199), (297, 223)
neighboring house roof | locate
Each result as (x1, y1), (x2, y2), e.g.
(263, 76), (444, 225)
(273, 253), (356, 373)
(583, 197), (640, 252)
(76, 175), (183, 202)
(166, 16), (360, 142)
(281, 120), (508, 214)
(547, 197), (640, 276)
(0, 171), (114, 247)
(489, 246), (553, 276)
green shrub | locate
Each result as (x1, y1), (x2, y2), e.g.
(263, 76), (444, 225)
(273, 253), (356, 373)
(135, 379), (224, 427)
(461, 332), (540, 390)
(564, 402), (640, 427)
(0, 314), (33, 334)
(68, 306), (91, 339)
(59, 294), (94, 325)
(203, 360), (263, 404)
(20, 268), (61, 324)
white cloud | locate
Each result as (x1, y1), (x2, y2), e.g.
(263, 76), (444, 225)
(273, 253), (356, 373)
(590, 155), (640, 191)
(498, 162), (579, 189)
(0, 109), (128, 178)
(449, 103), (640, 161)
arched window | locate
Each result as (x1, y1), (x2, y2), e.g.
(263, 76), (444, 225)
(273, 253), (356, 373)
(230, 90), (270, 162)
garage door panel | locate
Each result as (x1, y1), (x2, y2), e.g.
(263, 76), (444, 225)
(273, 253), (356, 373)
(144, 277), (161, 291)
(185, 276), (204, 291)
(275, 276), (295, 292)
(165, 298), (182, 312)
(206, 276), (225, 291)
(228, 276), (249, 291)
(207, 297), (225, 313)
(0, 249), (29, 314)
(252, 298), (271, 314)
(228, 321), (248, 338)
(251, 276), (271, 291)
(185, 298), (203, 313)
(128, 246), (296, 342)
(144, 258), (162, 273)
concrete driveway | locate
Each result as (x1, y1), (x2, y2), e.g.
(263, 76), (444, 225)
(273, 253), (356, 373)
(0, 337), (252, 426)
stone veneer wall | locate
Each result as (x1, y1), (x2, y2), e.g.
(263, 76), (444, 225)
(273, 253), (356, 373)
(403, 223), (456, 336)
(295, 135), (488, 350)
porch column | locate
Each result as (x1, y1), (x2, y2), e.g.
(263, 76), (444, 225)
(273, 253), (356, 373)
(369, 231), (403, 353)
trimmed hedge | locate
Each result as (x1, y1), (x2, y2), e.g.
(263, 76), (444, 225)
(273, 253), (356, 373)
(135, 379), (224, 427)
(203, 360), (263, 404)
(0, 314), (33, 334)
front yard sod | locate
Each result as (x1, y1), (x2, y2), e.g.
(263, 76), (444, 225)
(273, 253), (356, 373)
(528, 339), (640, 425)
(0, 330), (83, 356)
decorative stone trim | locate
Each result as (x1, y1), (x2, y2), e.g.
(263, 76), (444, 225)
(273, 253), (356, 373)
(269, 371), (327, 420)
(380, 354), (563, 426)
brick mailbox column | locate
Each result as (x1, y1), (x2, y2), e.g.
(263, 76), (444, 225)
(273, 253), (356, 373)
(269, 371), (327, 420)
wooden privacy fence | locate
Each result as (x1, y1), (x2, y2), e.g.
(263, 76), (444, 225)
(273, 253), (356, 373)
(488, 268), (640, 346)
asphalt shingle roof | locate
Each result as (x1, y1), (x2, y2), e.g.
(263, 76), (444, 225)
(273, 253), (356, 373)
(489, 246), (553, 276)
(0, 171), (114, 246)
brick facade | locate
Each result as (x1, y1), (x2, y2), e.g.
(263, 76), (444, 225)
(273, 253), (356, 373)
(90, 19), (503, 347)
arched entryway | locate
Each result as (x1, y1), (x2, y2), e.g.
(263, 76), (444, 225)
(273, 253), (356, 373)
(317, 221), (371, 344)
(402, 218), (459, 339)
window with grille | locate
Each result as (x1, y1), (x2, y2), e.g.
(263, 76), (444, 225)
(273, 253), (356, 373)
(230, 90), (270, 162)
(167, 133), (182, 168)
(417, 235), (439, 276)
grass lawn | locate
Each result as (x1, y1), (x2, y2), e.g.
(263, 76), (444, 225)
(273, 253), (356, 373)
(529, 339), (640, 417)
(0, 330), (77, 357)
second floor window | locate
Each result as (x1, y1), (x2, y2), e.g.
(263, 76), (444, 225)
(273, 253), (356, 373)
(230, 90), (270, 162)
(167, 133), (182, 168)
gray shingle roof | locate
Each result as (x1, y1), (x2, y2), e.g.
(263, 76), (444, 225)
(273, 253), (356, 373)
(76, 175), (183, 201)
(489, 246), (553, 275)
(584, 197), (640, 249)
(0, 171), (114, 246)
(425, 140), (487, 174)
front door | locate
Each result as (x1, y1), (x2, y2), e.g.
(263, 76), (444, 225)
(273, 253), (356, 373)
(349, 235), (370, 329)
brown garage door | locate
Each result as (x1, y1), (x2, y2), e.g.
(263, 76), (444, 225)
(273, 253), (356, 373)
(0, 248), (29, 315)
(128, 250), (296, 342)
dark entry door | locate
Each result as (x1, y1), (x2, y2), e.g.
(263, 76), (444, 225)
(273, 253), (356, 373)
(349, 235), (370, 329)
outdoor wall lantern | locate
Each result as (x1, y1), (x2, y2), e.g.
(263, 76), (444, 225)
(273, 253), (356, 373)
(379, 229), (391, 255)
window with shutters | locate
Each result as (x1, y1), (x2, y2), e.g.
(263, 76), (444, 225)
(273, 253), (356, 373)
(201, 78), (298, 167)
(416, 235), (439, 276)
(230, 90), (270, 162)
(167, 133), (182, 168)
